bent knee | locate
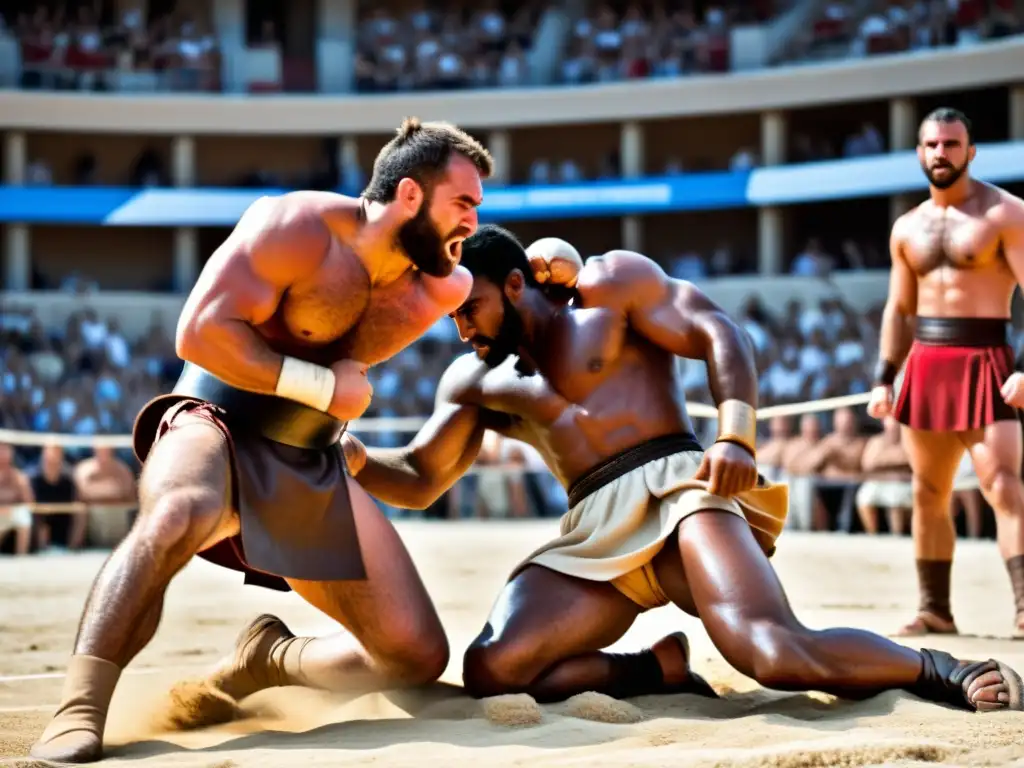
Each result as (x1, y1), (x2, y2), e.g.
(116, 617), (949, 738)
(730, 622), (826, 690)
(983, 469), (1024, 515)
(375, 624), (450, 686)
(134, 486), (229, 557)
(462, 639), (545, 698)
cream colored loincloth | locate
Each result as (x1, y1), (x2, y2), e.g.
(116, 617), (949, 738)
(512, 449), (789, 611)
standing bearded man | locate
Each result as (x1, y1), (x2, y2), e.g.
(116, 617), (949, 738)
(869, 107), (1024, 637)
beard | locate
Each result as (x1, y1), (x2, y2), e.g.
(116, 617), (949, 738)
(397, 200), (460, 278)
(476, 296), (525, 369)
(922, 157), (968, 189)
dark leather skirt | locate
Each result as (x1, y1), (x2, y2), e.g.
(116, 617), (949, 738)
(132, 363), (366, 592)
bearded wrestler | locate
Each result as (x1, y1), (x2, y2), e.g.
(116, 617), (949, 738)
(31, 119), (495, 763)
(345, 225), (1023, 713)
(868, 107), (1024, 637)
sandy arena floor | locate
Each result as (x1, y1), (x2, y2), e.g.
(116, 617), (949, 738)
(1, 521), (1023, 767)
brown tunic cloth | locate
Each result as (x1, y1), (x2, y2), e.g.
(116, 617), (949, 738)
(132, 363), (366, 592)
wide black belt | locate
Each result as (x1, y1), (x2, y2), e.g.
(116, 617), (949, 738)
(566, 432), (703, 509)
(172, 363), (347, 450)
(915, 316), (1010, 346)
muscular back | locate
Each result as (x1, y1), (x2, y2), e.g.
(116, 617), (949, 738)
(895, 182), (1021, 318)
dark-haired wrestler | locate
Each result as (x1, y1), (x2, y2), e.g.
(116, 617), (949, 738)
(345, 225), (1023, 713)
(31, 119), (497, 763)
(869, 107), (1024, 637)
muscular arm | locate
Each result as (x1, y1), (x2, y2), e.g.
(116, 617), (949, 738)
(355, 355), (490, 509)
(999, 193), (1024, 296)
(877, 218), (918, 377)
(175, 193), (334, 393)
(583, 251), (758, 408)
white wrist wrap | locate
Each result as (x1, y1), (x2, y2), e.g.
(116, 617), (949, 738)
(275, 356), (335, 412)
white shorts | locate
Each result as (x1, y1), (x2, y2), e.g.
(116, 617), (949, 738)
(855, 480), (913, 509)
(0, 504), (32, 534)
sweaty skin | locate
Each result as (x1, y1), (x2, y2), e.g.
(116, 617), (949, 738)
(177, 188), (476, 421)
(526, 237), (585, 288)
(872, 117), (1024, 635)
(73, 183), (482, 663)
(355, 250), (760, 506)
(345, 248), (1024, 712)
(29, 150), (490, 764)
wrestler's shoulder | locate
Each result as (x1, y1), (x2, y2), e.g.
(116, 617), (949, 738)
(575, 249), (667, 299)
(236, 191), (361, 239)
(892, 203), (928, 236)
(988, 183), (1024, 225)
(435, 352), (490, 403)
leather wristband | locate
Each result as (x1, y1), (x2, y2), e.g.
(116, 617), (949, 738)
(873, 359), (898, 387)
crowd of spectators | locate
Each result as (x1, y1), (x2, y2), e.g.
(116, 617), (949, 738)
(7, 2), (220, 92)
(354, 0), (541, 92)
(11, 0), (1017, 97)
(663, 235), (889, 281)
(753, 407), (987, 538)
(792, 0), (1021, 63)
(557, 1), (764, 84)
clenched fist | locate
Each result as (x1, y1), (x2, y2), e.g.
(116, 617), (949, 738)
(1001, 371), (1024, 409)
(328, 360), (373, 422)
(340, 432), (367, 476)
(867, 385), (893, 420)
(526, 238), (584, 288)
(695, 441), (758, 498)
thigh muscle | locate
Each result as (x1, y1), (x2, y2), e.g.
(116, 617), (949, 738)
(286, 476), (443, 647)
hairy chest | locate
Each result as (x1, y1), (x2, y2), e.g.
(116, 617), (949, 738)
(905, 207), (1004, 274)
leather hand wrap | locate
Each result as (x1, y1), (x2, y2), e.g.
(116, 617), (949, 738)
(873, 359), (898, 387)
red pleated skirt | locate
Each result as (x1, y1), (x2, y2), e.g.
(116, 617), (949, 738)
(894, 341), (1017, 431)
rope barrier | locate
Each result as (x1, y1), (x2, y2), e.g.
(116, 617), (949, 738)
(0, 392), (874, 448)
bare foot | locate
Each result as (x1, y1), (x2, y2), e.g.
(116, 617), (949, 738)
(651, 633), (718, 698)
(916, 649), (1023, 712)
(894, 611), (958, 637)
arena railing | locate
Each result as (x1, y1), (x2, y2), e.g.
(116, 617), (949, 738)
(0, 392), (873, 449)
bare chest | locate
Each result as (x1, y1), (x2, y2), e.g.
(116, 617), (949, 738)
(268, 250), (448, 367)
(276, 250), (370, 348)
(536, 307), (629, 403)
(905, 208), (1004, 275)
